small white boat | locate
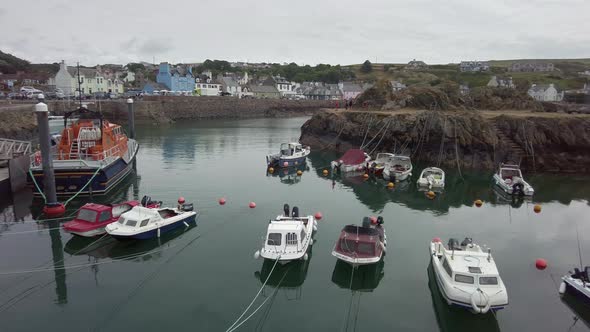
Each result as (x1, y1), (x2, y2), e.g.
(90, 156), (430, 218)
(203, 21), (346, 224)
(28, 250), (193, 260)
(106, 203), (197, 240)
(430, 237), (508, 314)
(559, 267), (590, 300)
(417, 167), (445, 189)
(383, 155), (413, 182)
(492, 163), (534, 196)
(266, 142), (310, 168)
(254, 204), (317, 262)
(367, 153), (394, 176)
(331, 149), (372, 173)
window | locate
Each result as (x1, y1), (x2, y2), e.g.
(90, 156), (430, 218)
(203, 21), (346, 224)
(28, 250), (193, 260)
(442, 258), (452, 277)
(357, 242), (375, 255)
(286, 232), (297, 245)
(126, 219), (138, 227)
(139, 219), (150, 227)
(267, 233), (281, 246)
(455, 274), (475, 284)
(118, 217), (126, 224)
(98, 211), (111, 222)
(77, 209), (98, 222)
(479, 277), (498, 285)
(340, 239), (356, 251)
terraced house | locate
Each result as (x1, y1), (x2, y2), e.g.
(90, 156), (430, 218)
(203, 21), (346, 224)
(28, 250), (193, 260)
(49, 60), (124, 95)
(156, 62), (195, 92)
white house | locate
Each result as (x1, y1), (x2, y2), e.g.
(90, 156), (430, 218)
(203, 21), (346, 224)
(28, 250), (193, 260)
(238, 72), (250, 85)
(390, 80), (406, 92)
(124, 71), (135, 83)
(274, 76), (296, 97)
(48, 60), (124, 95)
(528, 83), (563, 102)
(219, 76), (241, 96)
(487, 76), (515, 89)
(195, 80), (221, 96)
(459, 61), (490, 72)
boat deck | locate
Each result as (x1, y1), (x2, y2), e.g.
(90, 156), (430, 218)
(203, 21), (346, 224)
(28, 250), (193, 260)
(438, 247), (499, 276)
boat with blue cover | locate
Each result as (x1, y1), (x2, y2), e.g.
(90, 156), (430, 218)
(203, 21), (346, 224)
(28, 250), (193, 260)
(105, 202), (197, 240)
(266, 142), (310, 168)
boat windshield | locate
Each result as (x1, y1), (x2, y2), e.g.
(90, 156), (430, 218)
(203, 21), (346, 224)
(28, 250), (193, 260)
(501, 168), (521, 179)
(340, 239), (375, 256)
(76, 209), (98, 222)
(280, 143), (293, 156)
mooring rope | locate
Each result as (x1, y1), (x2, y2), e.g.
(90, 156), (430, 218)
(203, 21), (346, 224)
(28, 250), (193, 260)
(360, 120), (388, 150)
(454, 119), (464, 181)
(64, 166), (102, 207)
(28, 169), (46, 203)
(359, 116), (373, 148)
(368, 120), (391, 156)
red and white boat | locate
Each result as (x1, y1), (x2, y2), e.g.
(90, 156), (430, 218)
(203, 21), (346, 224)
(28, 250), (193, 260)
(331, 149), (371, 174)
(63, 196), (161, 237)
(332, 217), (386, 265)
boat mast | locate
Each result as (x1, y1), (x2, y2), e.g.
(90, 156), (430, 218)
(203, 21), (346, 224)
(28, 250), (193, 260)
(77, 62), (82, 109)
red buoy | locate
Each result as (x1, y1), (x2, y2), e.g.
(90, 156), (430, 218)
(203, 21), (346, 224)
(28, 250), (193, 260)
(249, 202), (256, 209)
(314, 212), (323, 220)
(219, 198), (226, 205)
(535, 258), (548, 270)
(43, 203), (66, 217)
(432, 237), (441, 243)
(370, 216), (377, 224)
(283, 161), (289, 167)
(178, 197), (185, 204)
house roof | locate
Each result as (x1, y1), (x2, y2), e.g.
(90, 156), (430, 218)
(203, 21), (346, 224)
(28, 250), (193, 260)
(249, 85), (279, 93)
(221, 76), (239, 87)
(340, 82), (363, 92)
(67, 66), (99, 78)
(143, 81), (169, 91)
(529, 84), (555, 92)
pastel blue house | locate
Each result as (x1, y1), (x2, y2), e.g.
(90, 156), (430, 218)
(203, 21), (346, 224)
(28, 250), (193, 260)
(156, 62), (195, 92)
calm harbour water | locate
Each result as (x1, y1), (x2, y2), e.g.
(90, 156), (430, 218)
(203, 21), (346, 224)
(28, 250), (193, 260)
(2, 117), (590, 331)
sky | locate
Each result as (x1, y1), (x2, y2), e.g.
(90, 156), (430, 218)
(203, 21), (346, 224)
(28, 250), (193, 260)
(1, 0), (589, 66)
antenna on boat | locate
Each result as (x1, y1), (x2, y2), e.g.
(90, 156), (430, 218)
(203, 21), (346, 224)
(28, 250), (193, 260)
(77, 62), (83, 109)
(451, 247), (454, 260)
(576, 223), (584, 272)
(487, 248), (491, 262)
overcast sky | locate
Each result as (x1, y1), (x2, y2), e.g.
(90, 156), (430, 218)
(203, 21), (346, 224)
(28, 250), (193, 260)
(1, 0), (589, 66)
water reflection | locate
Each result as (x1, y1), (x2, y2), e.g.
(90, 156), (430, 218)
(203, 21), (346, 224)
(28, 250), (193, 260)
(48, 220), (67, 305)
(561, 292), (590, 330)
(427, 262), (500, 332)
(266, 164), (310, 185)
(255, 247), (313, 299)
(331, 260), (385, 292)
(308, 151), (590, 214)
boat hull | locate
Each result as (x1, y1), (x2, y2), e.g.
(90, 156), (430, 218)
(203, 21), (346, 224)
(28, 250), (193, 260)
(65, 227), (106, 237)
(493, 174), (534, 196)
(383, 169), (411, 182)
(110, 214), (197, 240)
(562, 275), (590, 302)
(332, 250), (382, 266)
(29, 142), (138, 197)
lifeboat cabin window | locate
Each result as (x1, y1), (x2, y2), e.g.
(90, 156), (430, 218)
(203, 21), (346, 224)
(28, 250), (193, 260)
(479, 277), (498, 285)
(77, 209), (98, 223)
(455, 274), (475, 284)
(267, 233), (282, 246)
(126, 219), (138, 227)
(139, 219), (150, 227)
(442, 259), (453, 277)
(286, 233), (298, 246)
(99, 211), (111, 222)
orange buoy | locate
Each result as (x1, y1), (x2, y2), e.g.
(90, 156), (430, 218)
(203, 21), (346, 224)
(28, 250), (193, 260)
(534, 205), (542, 213)
(475, 199), (483, 207)
(249, 202), (256, 209)
(427, 191), (436, 199)
(268, 167), (274, 173)
(43, 203), (65, 217)
(363, 173), (369, 179)
(297, 170), (303, 176)
(387, 182), (394, 189)
(322, 169), (329, 176)
(219, 198), (226, 205)
(535, 258), (548, 270)
(314, 212), (323, 220)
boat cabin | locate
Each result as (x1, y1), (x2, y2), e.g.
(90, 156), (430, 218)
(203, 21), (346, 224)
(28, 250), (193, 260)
(334, 225), (384, 259)
(74, 202), (136, 224)
(374, 153), (395, 165)
(391, 155), (411, 171)
(498, 164), (523, 181)
(433, 240), (500, 288)
(280, 142), (305, 157)
(265, 216), (311, 254)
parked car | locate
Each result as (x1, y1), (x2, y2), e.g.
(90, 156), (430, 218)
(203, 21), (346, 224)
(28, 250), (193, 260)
(220, 92), (232, 96)
(0, 92), (6, 99)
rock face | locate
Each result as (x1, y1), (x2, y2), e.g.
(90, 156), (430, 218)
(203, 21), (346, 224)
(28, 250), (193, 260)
(300, 110), (590, 172)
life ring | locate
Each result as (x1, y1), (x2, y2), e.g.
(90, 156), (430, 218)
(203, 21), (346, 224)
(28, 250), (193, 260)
(34, 151), (41, 165)
(470, 290), (491, 314)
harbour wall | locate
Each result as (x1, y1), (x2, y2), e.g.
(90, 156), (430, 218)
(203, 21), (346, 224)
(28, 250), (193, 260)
(300, 110), (590, 172)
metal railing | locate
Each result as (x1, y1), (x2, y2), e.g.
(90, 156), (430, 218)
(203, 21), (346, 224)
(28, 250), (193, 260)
(0, 138), (32, 160)
(30, 142), (127, 168)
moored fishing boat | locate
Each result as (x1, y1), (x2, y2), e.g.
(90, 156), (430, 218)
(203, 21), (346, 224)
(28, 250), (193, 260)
(63, 196), (161, 237)
(331, 149), (371, 173)
(105, 199), (197, 240)
(417, 167), (445, 190)
(332, 216), (386, 266)
(266, 142), (310, 168)
(429, 237), (508, 314)
(254, 204), (317, 262)
(383, 155), (413, 182)
(367, 153), (394, 176)
(559, 266), (590, 302)
(492, 163), (534, 197)
(29, 105), (139, 196)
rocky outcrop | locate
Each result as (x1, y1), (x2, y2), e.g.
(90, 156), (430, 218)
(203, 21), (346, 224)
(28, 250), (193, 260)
(300, 110), (590, 172)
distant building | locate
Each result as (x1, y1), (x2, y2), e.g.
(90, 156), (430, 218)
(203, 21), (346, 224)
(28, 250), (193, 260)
(390, 80), (406, 92)
(528, 83), (563, 101)
(195, 81), (221, 96)
(459, 84), (470, 95)
(510, 62), (554, 72)
(156, 62), (195, 92)
(273, 76), (296, 97)
(238, 72), (250, 85)
(579, 70), (590, 76)
(297, 83), (341, 100)
(338, 82), (365, 100)
(247, 85), (280, 99)
(459, 61), (490, 72)
(405, 59), (427, 70)
(218, 76), (240, 96)
(142, 81), (169, 94)
(0, 72), (48, 87)
(48, 60), (124, 95)
(487, 76), (515, 89)
(124, 71), (135, 83)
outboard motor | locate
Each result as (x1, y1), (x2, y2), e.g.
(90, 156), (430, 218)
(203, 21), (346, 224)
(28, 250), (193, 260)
(181, 203), (194, 212)
(291, 206), (299, 218)
(460, 237), (473, 248)
(377, 216), (384, 225)
(283, 204), (290, 217)
(141, 195), (151, 207)
(448, 238), (461, 251)
(362, 217), (371, 228)
(512, 182), (525, 196)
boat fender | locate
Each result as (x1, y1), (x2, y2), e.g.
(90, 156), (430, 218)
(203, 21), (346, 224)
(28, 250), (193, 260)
(183, 221), (189, 228)
(283, 203), (290, 217)
(303, 253), (308, 261)
(292, 206), (299, 218)
(559, 281), (567, 294)
(313, 224), (317, 232)
(470, 290), (491, 314)
(254, 250), (260, 259)
(157, 228), (161, 238)
(309, 239), (313, 245)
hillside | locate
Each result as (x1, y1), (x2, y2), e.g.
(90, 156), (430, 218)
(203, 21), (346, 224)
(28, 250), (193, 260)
(345, 59), (590, 91)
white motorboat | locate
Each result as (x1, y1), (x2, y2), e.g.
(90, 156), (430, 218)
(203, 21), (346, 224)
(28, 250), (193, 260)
(106, 203), (197, 240)
(492, 163), (534, 197)
(430, 237), (508, 314)
(417, 167), (445, 190)
(266, 142), (310, 168)
(331, 149), (372, 173)
(383, 155), (413, 182)
(367, 153), (394, 176)
(254, 204), (317, 262)
(559, 267), (590, 301)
